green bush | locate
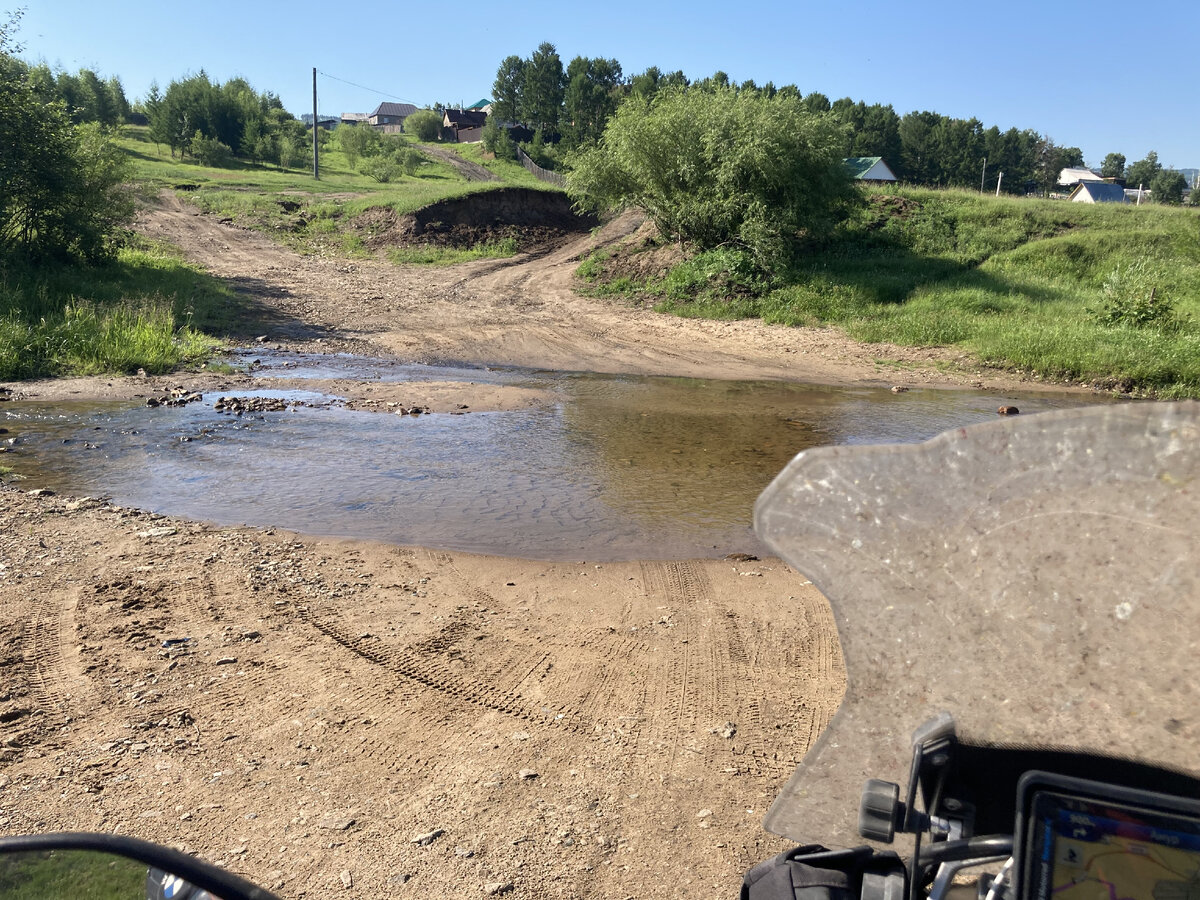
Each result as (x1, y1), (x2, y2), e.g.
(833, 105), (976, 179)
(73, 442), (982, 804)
(1, 27), (135, 263)
(360, 158), (399, 183)
(1091, 259), (1184, 331)
(404, 109), (442, 142)
(400, 147), (425, 177)
(336, 123), (380, 168)
(188, 132), (233, 167)
(565, 85), (857, 269)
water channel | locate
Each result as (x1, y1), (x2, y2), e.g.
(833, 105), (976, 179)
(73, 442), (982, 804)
(2, 352), (1111, 560)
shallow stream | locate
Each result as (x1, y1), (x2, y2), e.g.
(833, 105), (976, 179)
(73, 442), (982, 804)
(2, 353), (1108, 560)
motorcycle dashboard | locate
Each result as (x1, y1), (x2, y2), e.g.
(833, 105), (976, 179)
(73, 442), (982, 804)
(1015, 772), (1200, 900)
(753, 403), (1200, 849)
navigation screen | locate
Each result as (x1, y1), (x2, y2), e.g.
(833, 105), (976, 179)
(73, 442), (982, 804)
(1027, 791), (1200, 900)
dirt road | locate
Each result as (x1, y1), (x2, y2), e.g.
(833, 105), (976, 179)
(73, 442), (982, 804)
(0, 486), (841, 898)
(129, 193), (1049, 392)
(0, 195), (1079, 899)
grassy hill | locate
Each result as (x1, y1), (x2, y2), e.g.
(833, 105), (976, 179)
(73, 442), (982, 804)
(119, 126), (551, 259)
(581, 187), (1200, 397)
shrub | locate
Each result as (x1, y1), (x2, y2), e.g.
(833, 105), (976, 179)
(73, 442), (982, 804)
(566, 85), (858, 269)
(360, 158), (399, 183)
(336, 123), (380, 168)
(1091, 260), (1184, 331)
(400, 147), (424, 176)
(188, 132), (233, 167)
(0, 87), (134, 262)
(403, 109), (442, 142)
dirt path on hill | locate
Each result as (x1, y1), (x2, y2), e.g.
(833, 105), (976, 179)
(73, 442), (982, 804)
(419, 145), (501, 182)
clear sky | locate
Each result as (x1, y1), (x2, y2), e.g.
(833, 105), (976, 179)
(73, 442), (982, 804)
(15, 0), (1198, 170)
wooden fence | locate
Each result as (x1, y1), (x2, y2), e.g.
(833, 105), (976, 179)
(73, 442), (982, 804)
(517, 148), (566, 187)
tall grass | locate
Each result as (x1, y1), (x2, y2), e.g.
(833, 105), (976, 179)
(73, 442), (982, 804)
(1, 238), (230, 380)
(591, 186), (1200, 396)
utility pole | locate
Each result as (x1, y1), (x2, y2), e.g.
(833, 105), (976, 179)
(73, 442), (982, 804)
(981, 157), (987, 194)
(995, 171), (1003, 197)
(312, 67), (319, 180)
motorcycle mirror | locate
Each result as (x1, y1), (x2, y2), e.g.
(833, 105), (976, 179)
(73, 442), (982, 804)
(0, 833), (279, 900)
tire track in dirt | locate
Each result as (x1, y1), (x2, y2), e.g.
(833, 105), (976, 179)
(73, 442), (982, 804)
(730, 590), (845, 778)
(619, 561), (840, 782)
(635, 561), (715, 773)
(295, 603), (586, 733)
(21, 591), (92, 727)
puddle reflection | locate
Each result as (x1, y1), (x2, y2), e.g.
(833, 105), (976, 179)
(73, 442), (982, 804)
(2, 361), (1109, 560)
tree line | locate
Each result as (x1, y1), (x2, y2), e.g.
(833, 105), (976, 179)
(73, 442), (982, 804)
(490, 43), (1191, 203)
(142, 72), (309, 169)
(3, 53), (131, 127)
(0, 10), (132, 262)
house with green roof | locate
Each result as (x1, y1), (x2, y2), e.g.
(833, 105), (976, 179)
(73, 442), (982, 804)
(844, 157), (898, 183)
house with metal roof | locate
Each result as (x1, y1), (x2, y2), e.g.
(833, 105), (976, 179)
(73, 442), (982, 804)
(443, 108), (488, 143)
(1069, 182), (1128, 203)
(844, 157), (898, 182)
(1057, 167), (1104, 187)
(368, 102), (418, 128)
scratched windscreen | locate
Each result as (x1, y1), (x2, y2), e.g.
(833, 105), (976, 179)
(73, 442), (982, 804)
(754, 402), (1200, 847)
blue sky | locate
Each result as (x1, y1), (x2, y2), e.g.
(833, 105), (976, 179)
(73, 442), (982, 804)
(16, 0), (1198, 170)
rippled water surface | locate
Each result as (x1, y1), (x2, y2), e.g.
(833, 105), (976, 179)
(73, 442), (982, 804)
(2, 357), (1108, 559)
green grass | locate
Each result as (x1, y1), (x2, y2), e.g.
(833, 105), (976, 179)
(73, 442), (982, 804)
(1, 235), (236, 379)
(387, 235), (520, 266)
(446, 142), (546, 187)
(0, 849), (145, 899)
(120, 126), (543, 259)
(583, 186), (1200, 397)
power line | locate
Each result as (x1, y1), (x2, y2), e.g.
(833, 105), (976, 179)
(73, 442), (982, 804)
(316, 70), (418, 106)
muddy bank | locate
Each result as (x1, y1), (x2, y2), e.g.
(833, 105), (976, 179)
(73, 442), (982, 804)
(356, 188), (598, 252)
(0, 369), (552, 413)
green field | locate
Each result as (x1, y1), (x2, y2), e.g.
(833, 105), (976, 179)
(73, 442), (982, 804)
(579, 187), (1200, 397)
(120, 126), (538, 257)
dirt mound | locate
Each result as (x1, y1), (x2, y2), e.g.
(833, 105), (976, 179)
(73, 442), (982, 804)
(355, 188), (597, 251)
(581, 219), (686, 286)
(864, 193), (923, 228)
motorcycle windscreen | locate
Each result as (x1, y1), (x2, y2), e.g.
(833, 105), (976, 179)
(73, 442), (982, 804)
(754, 402), (1200, 847)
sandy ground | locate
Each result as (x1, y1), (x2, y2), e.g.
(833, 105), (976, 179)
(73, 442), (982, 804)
(0, 195), (1096, 898)
(0, 486), (842, 898)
